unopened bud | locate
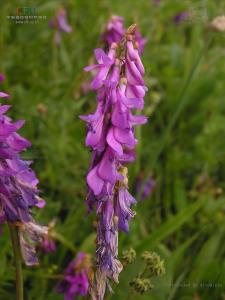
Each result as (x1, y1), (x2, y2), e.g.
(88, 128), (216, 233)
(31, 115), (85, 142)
(127, 24), (137, 35)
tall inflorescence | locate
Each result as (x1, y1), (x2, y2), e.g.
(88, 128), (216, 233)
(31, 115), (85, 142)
(81, 24), (148, 299)
(0, 76), (47, 266)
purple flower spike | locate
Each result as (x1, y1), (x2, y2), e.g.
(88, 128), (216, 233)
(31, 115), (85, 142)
(81, 24), (148, 299)
(56, 252), (92, 300)
(49, 7), (72, 45)
(0, 77), (47, 266)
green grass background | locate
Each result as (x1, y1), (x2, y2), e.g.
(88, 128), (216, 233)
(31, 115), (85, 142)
(0, 0), (225, 299)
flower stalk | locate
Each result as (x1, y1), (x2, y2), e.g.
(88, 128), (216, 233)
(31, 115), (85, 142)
(9, 224), (24, 300)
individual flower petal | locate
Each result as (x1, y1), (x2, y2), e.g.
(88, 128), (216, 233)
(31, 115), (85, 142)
(114, 127), (137, 147)
(125, 60), (144, 85)
(19, 221), (48, 266)
(0, 105), (11, 114)
(0, 91), (9, 98)
(126, 84), (147, 99)
(107, 127), (123, 156)
(97, 147), (117, 185)
(129, 113), (148, 125)
(111, 101), (129, 129)
(115, 187), (136, 232)
(87, 165), (104, 196)
(95, 49), (113, 66)
(7, 133), (31, 151)
(127, 41), (145, 75)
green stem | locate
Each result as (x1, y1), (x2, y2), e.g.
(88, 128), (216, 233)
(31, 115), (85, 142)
(24, 271), (64, 280)
(9, 224), (24, 300)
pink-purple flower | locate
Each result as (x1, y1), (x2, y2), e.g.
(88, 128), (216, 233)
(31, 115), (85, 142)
(81, 24), (147, 299)
(49, 8), (72, 44)
(0, 77), (47, 265)
(56, 252), (91, 300)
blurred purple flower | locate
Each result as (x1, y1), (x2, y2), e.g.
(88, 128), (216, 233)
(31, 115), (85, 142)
(173, 11), (190, 24)
(142, 177), (155, 200)
(136, 175), (156, 200)
(56, 252), (91, 300)
(0, 77), (47, 266)
(49, 8), (72, 44)
(81, 25), (147, 299)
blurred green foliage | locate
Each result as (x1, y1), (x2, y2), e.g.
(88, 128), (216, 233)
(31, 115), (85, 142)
(0, 0), (225, 299)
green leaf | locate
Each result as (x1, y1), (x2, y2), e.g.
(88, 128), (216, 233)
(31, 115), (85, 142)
(136, 199), (205, 251)
(79, 233), (95, 253)
(188, 223), (225, 282)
